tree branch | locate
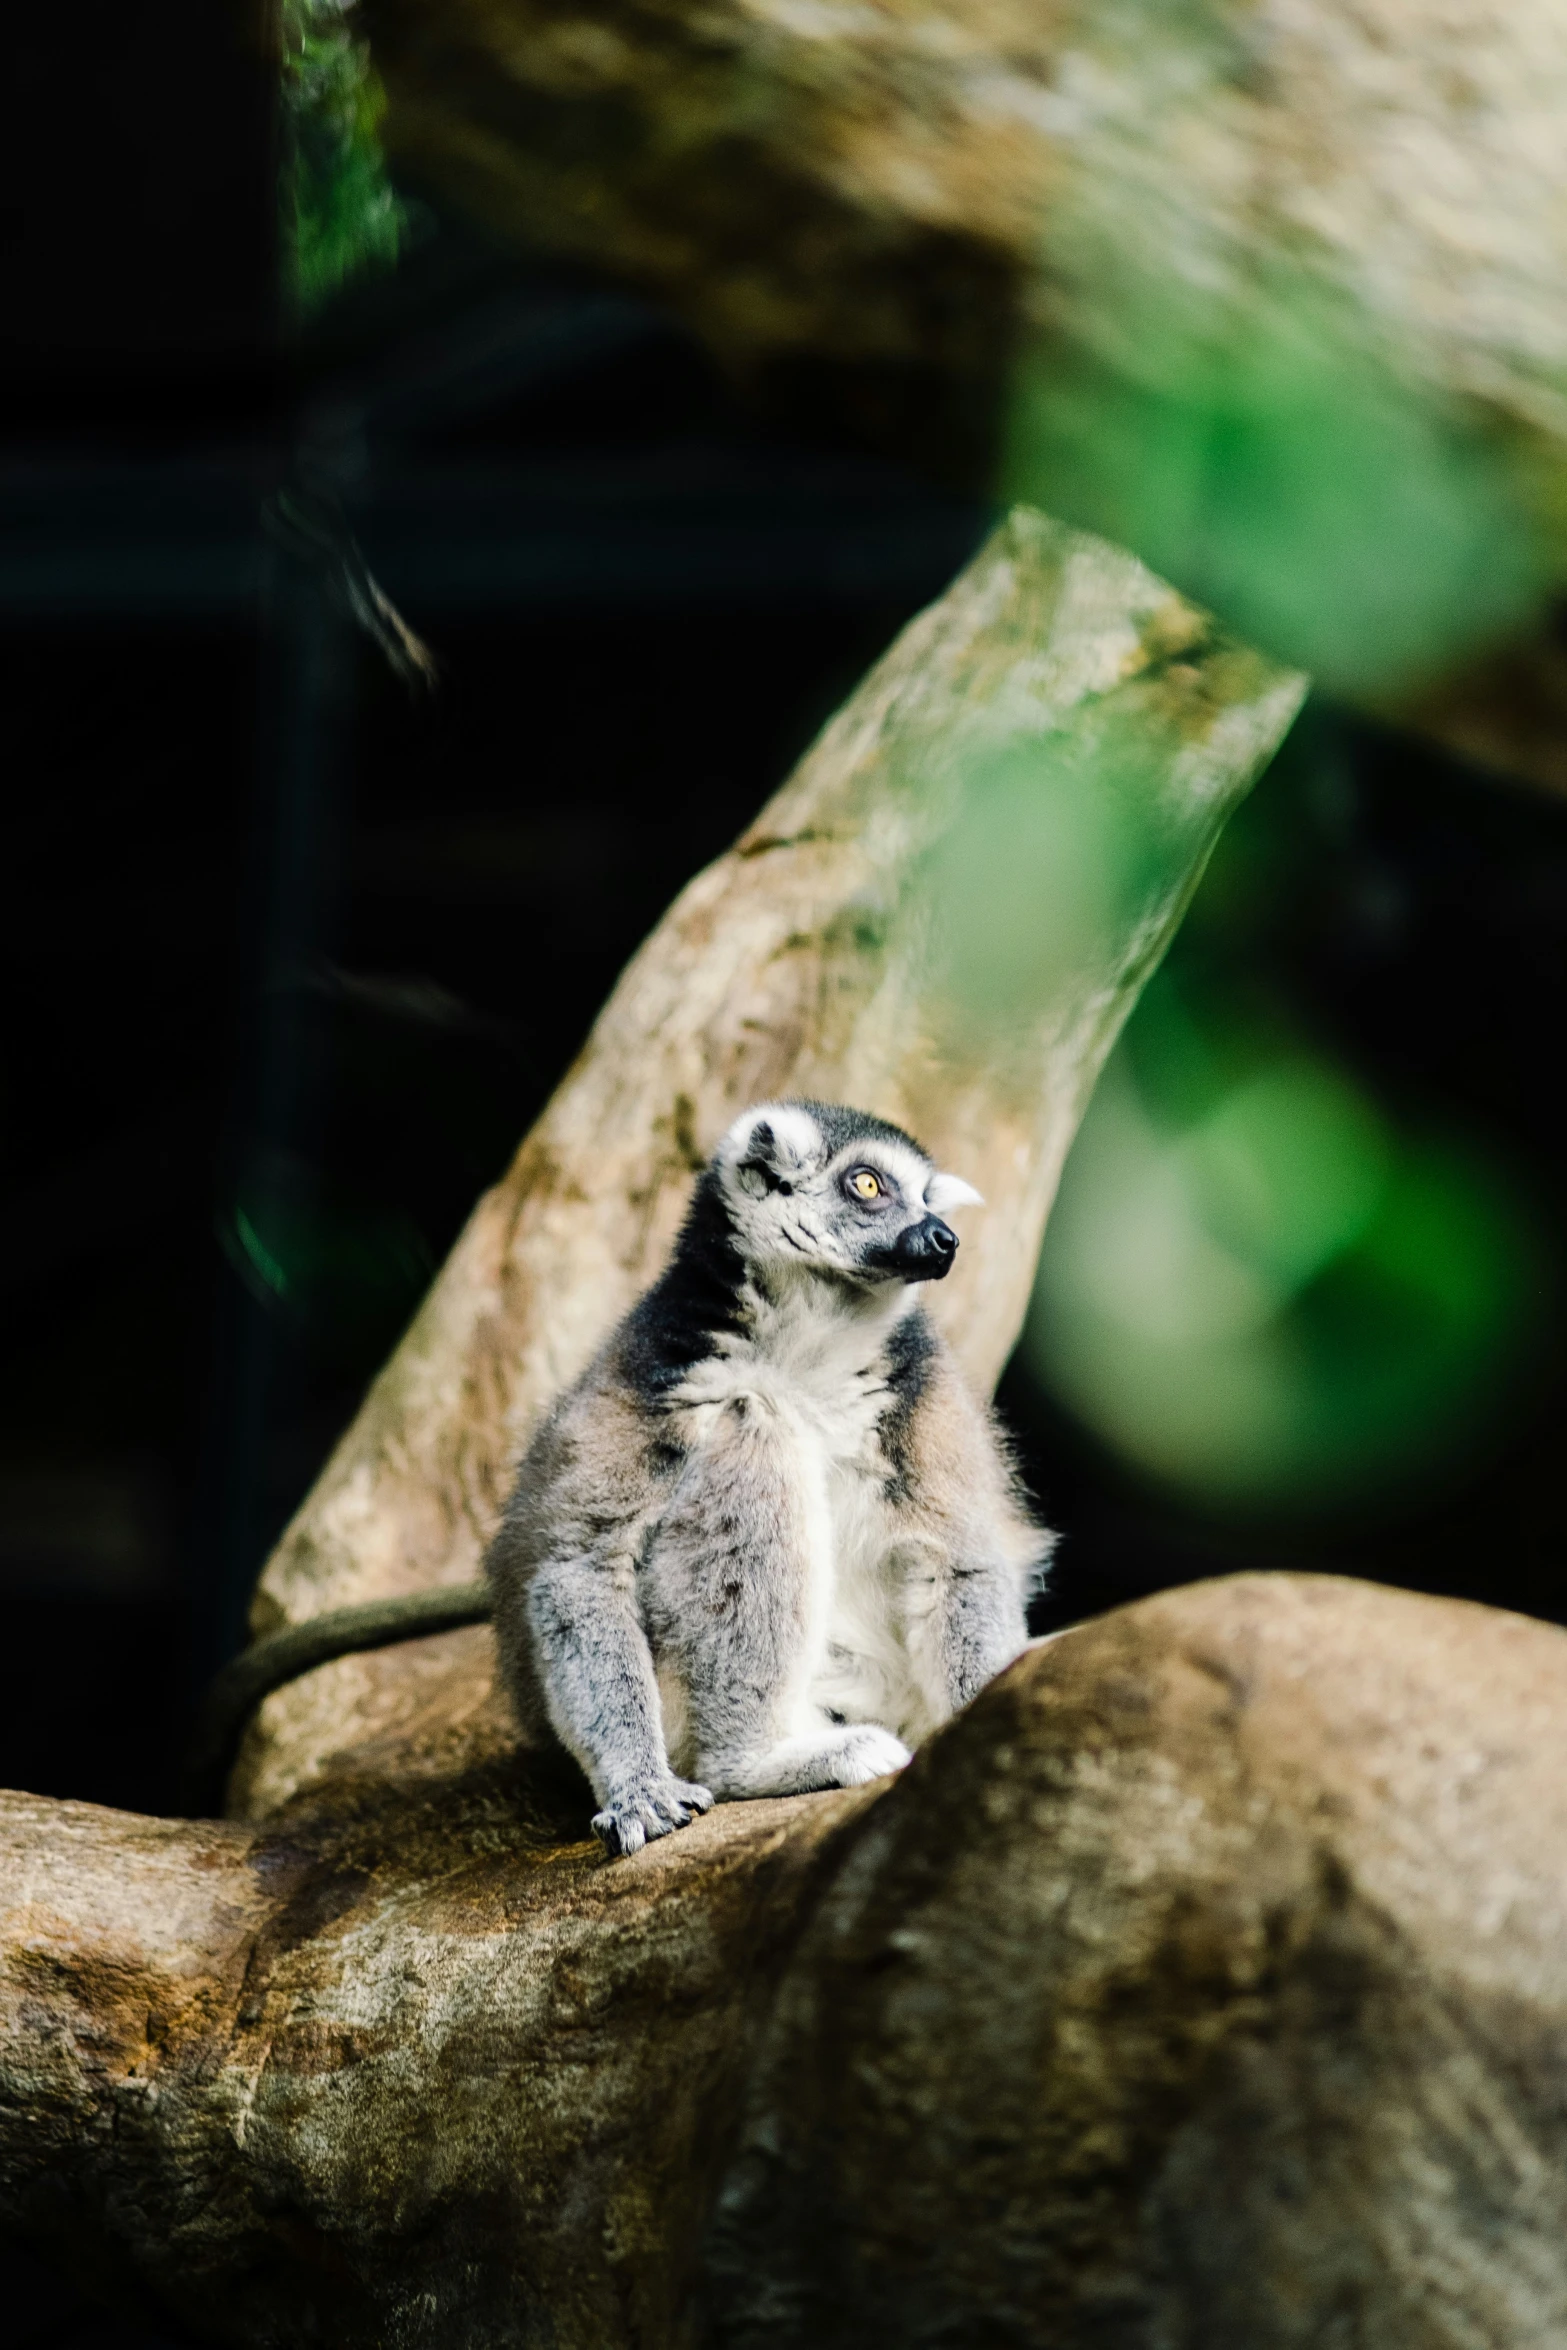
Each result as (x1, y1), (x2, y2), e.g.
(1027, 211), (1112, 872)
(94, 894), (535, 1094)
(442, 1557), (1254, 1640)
(6, 1579), (1567, 2346)
(235, 507), (1302, 1821)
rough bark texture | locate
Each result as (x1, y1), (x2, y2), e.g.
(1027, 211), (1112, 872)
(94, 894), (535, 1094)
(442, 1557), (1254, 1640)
(706, 1576), (1567, 2349)
(236, 506), (1302, 1821)
(5, 1577), (1567, 2348)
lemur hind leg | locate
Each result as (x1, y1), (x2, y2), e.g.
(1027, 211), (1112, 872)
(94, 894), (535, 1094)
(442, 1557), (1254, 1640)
(524, 1551), (714, 1856)
(644, 1396), (911, 1800)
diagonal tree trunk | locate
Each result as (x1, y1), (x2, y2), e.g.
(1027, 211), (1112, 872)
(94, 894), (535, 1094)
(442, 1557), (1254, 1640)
(235, 506), (1302, 1820)
(0, 510), (1316, 2345)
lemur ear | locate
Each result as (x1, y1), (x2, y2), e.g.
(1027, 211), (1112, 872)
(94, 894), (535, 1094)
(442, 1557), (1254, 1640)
(740, 1104), (820, 1175)
(925, 1170), (984, 1214)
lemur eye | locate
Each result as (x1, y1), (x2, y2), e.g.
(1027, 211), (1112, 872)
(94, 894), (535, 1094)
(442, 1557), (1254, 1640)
(849, 1170), (882, 1201)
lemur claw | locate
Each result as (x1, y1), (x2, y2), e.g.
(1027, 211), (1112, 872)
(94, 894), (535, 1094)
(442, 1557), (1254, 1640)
(593, 1777), (714, 1857)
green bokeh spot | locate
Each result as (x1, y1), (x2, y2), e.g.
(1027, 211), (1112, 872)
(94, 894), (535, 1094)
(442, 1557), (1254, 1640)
(1004, 261), (1546, 696)
(222, 1179), (434, 1363)
(938, 728), (1169, 1025)
(1029, 987), (1548, 1511)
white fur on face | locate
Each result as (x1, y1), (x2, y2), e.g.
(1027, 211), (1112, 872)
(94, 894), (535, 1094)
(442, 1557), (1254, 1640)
(716, 1104), (835, 1271)
(714, 1102), (981, 1282)
(840, 1132), (933, 1206)
(714, 1105), (827, 1208)
(717, 1102), (824, 1181)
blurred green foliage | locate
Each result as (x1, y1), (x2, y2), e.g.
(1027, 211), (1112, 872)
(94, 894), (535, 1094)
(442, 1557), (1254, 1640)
(1023, 745), (1551, 1514)
(1030, 1028), (1540, 1506)
(994, 20), (1556, 1501)
(281, 0), (405, 317)
(1003, 250), (1547, 698)
(914, 522), (1305, 1110)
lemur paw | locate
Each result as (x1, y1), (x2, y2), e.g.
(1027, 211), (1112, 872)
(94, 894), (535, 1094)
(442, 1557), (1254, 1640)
(592, 1775), (714, 1858)
(829, 1724), (912, 1785)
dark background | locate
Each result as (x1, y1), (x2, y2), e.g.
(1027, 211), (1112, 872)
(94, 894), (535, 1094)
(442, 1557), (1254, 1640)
(6, 7), (1567, 2342)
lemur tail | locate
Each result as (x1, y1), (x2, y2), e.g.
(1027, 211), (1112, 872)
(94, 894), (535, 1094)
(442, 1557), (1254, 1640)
(181, 1582), (493, 1816)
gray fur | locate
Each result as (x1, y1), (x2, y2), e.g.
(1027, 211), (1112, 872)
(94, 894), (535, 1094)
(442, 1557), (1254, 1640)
(486, 1100), (1052, 1855)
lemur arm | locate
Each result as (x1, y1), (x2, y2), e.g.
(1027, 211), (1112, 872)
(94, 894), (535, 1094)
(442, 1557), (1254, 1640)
(898, 1358), (1044, 1722)
(526, 1550), (713, 1854)
(931, 1552), (1037, 1711)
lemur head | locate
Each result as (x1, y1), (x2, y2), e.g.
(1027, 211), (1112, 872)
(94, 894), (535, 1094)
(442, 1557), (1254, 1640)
(712, 1100), (982, 1285)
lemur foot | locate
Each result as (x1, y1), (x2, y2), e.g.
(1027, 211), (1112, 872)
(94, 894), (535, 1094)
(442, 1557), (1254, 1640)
(715, 1723), (913, 1798)
(825, 1724), (912, 1785)
(592, 1775), (714, 1858)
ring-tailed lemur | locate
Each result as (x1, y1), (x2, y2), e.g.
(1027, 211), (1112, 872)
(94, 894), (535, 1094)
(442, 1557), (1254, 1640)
(486, 1101), (1052, 1855)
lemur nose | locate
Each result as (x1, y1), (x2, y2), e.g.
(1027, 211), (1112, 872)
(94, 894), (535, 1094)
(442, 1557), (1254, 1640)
(898, 1215), (958, 1278)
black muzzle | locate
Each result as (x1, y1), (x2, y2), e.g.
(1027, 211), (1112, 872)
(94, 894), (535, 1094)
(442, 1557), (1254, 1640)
(893, 1215), (958, 1282)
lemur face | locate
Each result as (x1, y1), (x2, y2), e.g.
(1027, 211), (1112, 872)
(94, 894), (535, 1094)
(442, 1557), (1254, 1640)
(714, 1100), (982, 1284)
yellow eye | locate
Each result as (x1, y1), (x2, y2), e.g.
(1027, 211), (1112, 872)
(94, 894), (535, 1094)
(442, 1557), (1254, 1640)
(850, 1170), (882, 1200)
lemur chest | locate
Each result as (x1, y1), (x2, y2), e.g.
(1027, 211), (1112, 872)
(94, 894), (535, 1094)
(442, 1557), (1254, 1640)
(669, 1290), (906, 1513)
(665, 1301), (920, 1729)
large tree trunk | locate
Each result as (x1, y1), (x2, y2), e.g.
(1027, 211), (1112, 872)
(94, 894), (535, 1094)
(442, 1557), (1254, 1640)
(6, 1577), (1567, 2347)
(0, 510), (1322, 2343)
